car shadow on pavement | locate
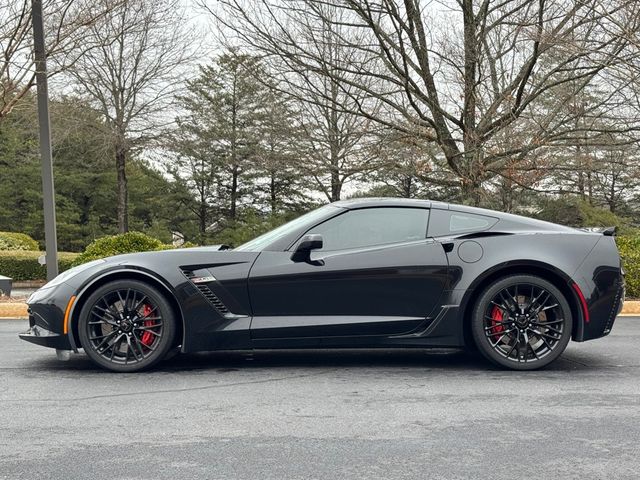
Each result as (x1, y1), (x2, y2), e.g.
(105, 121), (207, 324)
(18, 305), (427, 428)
(26, 346), (610, 374)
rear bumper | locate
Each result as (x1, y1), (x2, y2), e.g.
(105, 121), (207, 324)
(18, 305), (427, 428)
(574, 270), (624, 342)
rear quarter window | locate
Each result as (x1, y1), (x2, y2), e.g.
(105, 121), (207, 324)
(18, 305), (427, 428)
(428, 209), (498, 237)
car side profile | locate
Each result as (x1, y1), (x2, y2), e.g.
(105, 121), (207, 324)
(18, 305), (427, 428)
(20, 198), (625, 372)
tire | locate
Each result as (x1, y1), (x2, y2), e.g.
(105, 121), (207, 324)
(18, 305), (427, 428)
(471, 275), (572, 370)
(164, 347), (181, 361)
(78, 279), (176, 372)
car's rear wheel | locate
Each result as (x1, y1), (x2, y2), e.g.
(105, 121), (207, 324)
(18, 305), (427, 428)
(471, 275), (572, 370)
(78, 280), (176, 372)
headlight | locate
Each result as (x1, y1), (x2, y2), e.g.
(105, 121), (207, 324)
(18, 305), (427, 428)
(42, 259), (106, 289)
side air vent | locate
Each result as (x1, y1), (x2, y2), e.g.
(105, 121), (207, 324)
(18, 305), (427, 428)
(195, 284), (230, 315)
(181, 269), (230, 315)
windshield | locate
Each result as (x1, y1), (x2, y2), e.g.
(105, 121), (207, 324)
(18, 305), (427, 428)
(235, 205), (338, 252)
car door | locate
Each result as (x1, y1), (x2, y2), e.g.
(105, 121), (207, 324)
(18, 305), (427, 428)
(248, 207), (449, 341)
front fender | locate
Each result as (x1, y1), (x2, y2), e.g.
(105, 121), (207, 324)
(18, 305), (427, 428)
(65, 266), (182, 352)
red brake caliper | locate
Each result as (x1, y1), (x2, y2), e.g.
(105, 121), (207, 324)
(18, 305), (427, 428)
(490, 306), (504, 340)
(140, 304), (154, 347)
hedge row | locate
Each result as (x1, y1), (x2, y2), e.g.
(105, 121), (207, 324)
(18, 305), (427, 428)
(71, 231), (167, 266)
(0, 232), (39, 251)
(0, 251), (79, 281)
(616, 235), (640, 299)
(0, 233), (174, 281)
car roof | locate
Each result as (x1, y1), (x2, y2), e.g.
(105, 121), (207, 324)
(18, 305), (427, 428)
(333, 197), (447, 209)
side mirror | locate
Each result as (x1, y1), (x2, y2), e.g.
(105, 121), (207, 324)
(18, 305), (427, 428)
(291, 234), (323, 262)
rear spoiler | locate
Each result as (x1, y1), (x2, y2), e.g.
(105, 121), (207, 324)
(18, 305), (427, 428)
(578, 226), (617, 236)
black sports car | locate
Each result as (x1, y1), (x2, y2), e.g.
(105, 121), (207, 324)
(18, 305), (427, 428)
(20, 198), (624, 372)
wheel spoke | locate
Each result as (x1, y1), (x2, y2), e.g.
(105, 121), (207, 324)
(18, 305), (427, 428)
(533, 292), (551, 313)
(93, 305), (117, 318)
(531, 329), (560, 340)
(135, 327), (161, 335)
(489, 328), (516, 347)
(90, 311), (119, 326)
(528, 289), (545, 311)
(531, 323), (562, 334)
(522, 331), (530, 363)
(139, 306), (158, 319)
(93, 330), (119, 351)
(537, 334), (555, 351)
(127, 336), (143, 362)
(484, 315), (510, 323)
(89, 332), (114, 341)
(531, 318), (564, 325)
(498, 291), (515, 312)
(101, 298), (121, 320)
(490, 301), (509, 312)
(132, 334), (148, 356)
(132, 295), (149, 314)
(505, 340), (518, 359)
(116, 289), (127, 311)
(485, 323), (507, 331)
(539, 304), (559, 312)
(109, 340), (118, 361)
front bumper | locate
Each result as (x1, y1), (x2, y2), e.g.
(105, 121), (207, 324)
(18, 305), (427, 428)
(18, 283), (76, 350)
(19, 322), (71, 350)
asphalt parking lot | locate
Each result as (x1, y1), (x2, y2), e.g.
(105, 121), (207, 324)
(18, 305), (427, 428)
(1, 318), (638, 480)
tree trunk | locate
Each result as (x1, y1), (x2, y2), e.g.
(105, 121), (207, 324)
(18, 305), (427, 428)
(230, 165), (238, 219)
(330, 170), (341, 202)
(402, 176), (412, 198)
(609, 174), (616, 213)
(115, 145), (128, 233)
(270, 172), (277, 213)
(329, 144), (341, 201)
(199, 195), (207, 237)
(461, 177), (482, 206)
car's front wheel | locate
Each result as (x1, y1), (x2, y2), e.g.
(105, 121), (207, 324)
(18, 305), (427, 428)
(471, 275), (572, 370)
(78, 279), (176, 372)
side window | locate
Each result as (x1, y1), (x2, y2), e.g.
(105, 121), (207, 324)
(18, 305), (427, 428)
(307, 207), (429, 252)
(428, 209), (498, 237)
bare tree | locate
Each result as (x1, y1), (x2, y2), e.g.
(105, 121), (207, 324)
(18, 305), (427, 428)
(294, 73), (380, 202)
(370, 127), (453, 199)
(0, 0), (120, 121)
(67, 0), (194, 232)
(208, 0), (640, 205)
(208, 2), (384, 202)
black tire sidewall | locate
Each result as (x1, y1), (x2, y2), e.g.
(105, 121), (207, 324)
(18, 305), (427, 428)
(78, 280), (176, 372)
(471, 275), (572, 370)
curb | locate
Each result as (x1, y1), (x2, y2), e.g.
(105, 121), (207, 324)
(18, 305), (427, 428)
(0, 303), (29, 319)
(2, 300), (640, 320)
(620, 300), (640, 315)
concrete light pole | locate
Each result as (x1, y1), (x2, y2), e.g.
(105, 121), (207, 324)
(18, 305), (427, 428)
(31, 0), (58, 280)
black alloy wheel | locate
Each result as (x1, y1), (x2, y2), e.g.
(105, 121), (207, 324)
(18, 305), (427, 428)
(471, 275), (572, 370)
(78, 279), (176, 372)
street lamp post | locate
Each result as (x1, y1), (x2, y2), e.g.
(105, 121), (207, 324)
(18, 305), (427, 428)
(31, 0), (58, 281)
